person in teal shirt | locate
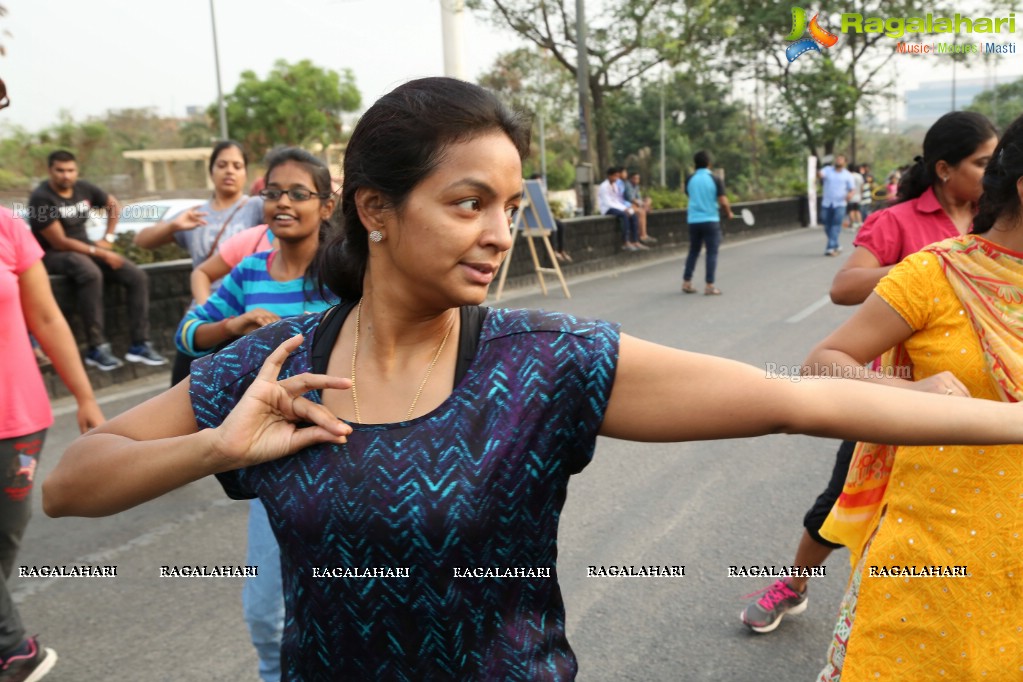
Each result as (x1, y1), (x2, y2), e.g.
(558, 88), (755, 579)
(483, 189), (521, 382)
(683, 150), (733, 295)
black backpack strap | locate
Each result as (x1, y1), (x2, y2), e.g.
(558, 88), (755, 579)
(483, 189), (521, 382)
(311, 301), (357, 375)
(311, 302), (485, 382)
(455, 305), (489, 384)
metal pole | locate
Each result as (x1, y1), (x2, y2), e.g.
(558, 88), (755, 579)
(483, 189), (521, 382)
(538, 54), (548, 186)
(440, 0), (467, 79)
(209, 0), (228, 139)
(659, 71), (666, 187)
(539, 110), (547, 186)
(575, 0), (594, 214)
(951, 58), (957, 111)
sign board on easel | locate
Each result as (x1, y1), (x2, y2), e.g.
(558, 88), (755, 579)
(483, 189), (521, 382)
(493, 179), (571, 302)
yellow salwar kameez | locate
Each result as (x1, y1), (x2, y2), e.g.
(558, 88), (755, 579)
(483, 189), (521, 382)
(819, 236), (1023, 681)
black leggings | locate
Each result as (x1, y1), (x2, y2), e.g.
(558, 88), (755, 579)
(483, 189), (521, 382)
(802, 440), (857, 549)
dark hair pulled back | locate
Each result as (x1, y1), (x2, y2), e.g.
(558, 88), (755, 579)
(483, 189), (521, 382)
(973, 113), (1023, 234)
(318, 77), (531, 301)
(896, 111), (997, 204)
(208, 140), (249, 175)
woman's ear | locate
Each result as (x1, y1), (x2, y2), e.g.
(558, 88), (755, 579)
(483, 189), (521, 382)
(320, 196), (336, 222)
(354, 187), (387, 231)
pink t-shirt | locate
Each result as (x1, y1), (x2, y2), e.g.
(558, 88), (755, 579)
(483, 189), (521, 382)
(0, 208), (52, 439)
(853, 186), (960, 266)
(216, 224), (274, 269)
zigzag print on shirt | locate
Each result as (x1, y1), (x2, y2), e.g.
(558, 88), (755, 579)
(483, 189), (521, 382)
(190, 307), (620, 681)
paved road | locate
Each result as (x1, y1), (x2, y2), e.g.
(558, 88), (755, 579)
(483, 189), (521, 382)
(17, 226), (863, 681)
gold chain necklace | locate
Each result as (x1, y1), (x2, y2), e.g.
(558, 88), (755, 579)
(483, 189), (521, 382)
(349, 300), (455, 423)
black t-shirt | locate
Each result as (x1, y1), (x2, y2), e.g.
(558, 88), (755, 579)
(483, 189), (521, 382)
(27, 180), (108, 250)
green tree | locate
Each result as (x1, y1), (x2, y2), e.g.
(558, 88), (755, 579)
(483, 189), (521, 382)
(470, 0), (718, 173)
(720, 0), (982, 159)
(478, 47), (580, 189)
(214, 59), (361, 158)
(967, 76), (1023, 131)
(606, 70), (804, 198)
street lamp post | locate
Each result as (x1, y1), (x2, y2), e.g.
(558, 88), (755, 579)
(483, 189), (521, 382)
(209, 0), (229, 140)
(575, 0), (594, 214)
(659, 68), (666, 187)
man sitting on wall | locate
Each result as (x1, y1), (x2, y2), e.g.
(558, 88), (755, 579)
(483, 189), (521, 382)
(597, 166), (643, 252)
(27, 150), (166, 370)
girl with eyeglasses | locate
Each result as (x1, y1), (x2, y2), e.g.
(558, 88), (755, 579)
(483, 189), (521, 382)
(173, 146), (337, 682)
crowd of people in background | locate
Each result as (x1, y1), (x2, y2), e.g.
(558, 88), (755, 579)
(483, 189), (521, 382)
(6, 67), (1023, 681)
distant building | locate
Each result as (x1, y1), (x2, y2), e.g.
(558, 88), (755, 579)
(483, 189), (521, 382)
(904, 75), (1017, 128)
(185, 105), (205, 118)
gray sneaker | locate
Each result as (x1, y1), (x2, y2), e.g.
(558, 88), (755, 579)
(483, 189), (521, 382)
(125, 342), (168, 366)
(740, 578), (808, 633)
(85, 343), (123, 371)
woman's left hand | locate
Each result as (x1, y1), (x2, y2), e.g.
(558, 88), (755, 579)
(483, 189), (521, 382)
(912, 371), (971, 398)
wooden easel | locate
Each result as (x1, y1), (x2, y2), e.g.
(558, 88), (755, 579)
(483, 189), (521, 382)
(493, 179), (571, 302)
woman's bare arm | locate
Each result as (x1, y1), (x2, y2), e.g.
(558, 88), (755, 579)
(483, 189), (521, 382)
(600, 333), (1014, 445)
(43, 336), (352, 518)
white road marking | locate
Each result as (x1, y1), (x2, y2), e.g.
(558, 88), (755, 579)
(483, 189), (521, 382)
(786, 295), (831, 323)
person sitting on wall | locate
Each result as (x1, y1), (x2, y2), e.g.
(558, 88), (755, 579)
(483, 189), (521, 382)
(27, 150), (167, 371)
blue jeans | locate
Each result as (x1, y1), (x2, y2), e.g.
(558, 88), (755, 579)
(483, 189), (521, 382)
(683, 222), (721, 283)
(604, 208), (639, 244)
(821, 204), (845, 252)
(243, 499), (284, 682)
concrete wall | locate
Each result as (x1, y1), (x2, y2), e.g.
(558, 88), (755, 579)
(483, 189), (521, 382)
(42, 197), (807, 399)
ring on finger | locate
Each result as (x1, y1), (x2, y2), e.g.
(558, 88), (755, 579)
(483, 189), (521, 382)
(945, 387), (954, 395)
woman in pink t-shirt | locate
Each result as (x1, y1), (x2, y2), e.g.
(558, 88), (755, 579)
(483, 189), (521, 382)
(0, 206), (104, 677)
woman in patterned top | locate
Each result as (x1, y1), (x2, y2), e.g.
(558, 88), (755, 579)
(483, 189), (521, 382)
(42, 79), (1023, 681)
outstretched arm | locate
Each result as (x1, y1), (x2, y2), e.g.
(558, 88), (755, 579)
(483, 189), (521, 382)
(599, 334), (1018, 445)
(134, 207), (206, 249)
(20, 261), (104, 432)
(43, 335), (352, 518)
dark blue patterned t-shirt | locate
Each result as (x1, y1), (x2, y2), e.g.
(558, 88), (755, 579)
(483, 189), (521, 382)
(189, 307), (620, 681)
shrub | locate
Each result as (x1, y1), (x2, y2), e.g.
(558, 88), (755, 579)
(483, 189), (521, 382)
(645, 187), (687, 210)
(112, 232), (188, 264)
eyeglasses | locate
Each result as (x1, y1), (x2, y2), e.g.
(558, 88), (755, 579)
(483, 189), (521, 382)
(259, 188), (327, 202)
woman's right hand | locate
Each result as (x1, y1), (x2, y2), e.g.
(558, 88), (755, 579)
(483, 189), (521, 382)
(225, 309), (281, 337)
(209, 334), (352, 469)
(912, 371), (971, 398)
(171, 209), (207, 232)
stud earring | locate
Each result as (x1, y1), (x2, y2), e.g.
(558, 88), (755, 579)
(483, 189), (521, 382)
(369, 230), (384, 243)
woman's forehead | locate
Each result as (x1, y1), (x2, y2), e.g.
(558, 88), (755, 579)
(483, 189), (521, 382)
(431, 133), (522, 181)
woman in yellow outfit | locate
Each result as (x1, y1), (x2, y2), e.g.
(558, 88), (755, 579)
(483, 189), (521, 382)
(811, 113), (1023, 679)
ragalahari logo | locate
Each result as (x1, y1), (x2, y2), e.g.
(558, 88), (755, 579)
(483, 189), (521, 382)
(786, 7), (839, 61)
